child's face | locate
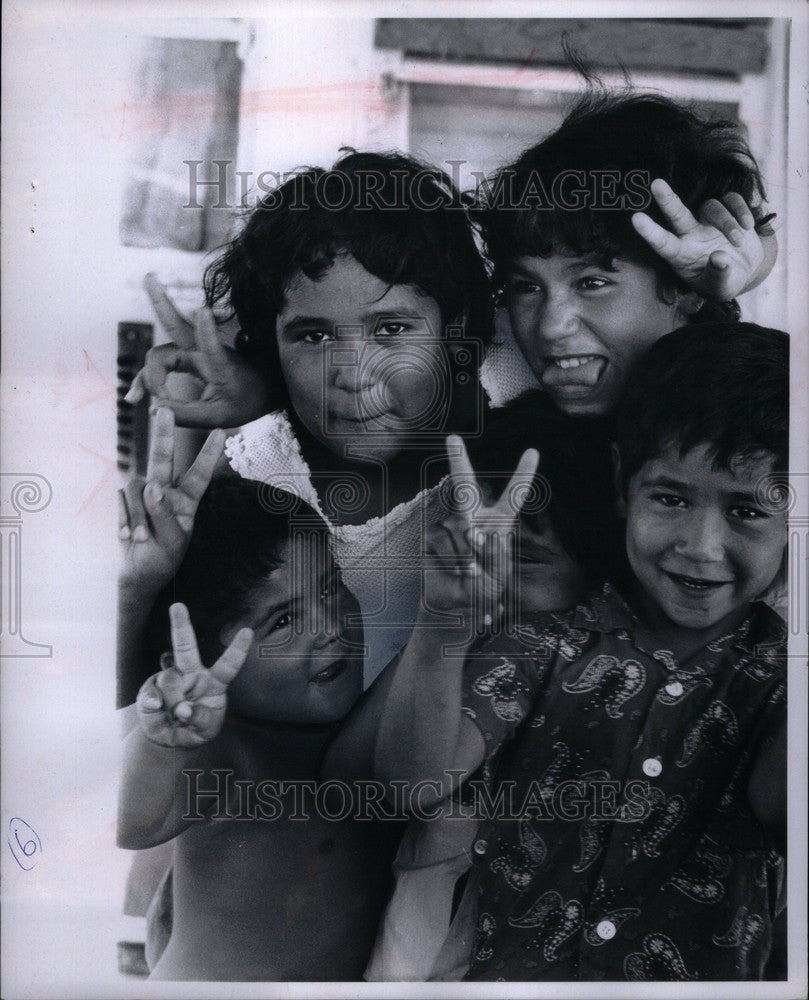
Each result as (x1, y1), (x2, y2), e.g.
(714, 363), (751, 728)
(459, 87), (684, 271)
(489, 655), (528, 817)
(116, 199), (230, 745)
(504, 253), (687, 416)
(276, 253), (447, 461)
(220, 535), (364, 725)
(625, 443), (786, 633)
(515, 513), (589, 615)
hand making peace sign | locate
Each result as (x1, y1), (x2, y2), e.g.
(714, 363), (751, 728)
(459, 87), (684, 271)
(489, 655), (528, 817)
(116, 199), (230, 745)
(423, 435), (539, 629)
(136, 603), (253, 748)
(118, 407), (224, 594)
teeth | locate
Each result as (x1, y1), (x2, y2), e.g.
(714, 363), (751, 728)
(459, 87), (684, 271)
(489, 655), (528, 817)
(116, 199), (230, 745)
(552, 356), (598, 370)
(671, 573), (726, 591)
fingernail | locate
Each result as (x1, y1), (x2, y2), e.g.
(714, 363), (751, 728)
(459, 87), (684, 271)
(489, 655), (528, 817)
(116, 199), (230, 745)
(133, 524), (149, 542)
(124, 386), (140, 403)
(119, 526), (131, 540)
(142, 696), (161, 711)
(145, 482), (163, 502)
(174, 702), (192, 722)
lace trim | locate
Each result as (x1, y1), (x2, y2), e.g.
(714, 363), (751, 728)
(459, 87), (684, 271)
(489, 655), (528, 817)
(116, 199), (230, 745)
(226, 410), (445, 539)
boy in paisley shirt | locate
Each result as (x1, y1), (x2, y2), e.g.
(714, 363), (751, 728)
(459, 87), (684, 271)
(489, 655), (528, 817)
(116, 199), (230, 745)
(374, 321), (788, 981)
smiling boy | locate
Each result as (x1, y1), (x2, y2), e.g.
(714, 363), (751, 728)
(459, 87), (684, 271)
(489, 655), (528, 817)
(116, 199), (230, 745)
(118, 478), (401, 980)
(374, 322), (789, 981)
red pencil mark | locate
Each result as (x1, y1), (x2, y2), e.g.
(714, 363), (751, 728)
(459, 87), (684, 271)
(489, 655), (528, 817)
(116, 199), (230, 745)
(76, 443), (116, 516)
(73, 351), (116, 411)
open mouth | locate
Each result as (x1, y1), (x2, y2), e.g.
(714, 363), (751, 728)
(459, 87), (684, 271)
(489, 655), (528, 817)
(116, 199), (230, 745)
(309, 658), (349, 685)
(540, 355), (607, 392)
(664, 571), (732, 593)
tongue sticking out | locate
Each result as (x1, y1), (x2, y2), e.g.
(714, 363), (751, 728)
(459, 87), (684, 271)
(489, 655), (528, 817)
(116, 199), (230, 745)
(541, 357), (606, 389)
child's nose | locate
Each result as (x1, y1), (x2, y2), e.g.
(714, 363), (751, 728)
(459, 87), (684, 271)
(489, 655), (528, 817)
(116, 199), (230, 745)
(331, 348), (378, 392)
(673, 510), (726, 563)
(537, 293), (580, 343)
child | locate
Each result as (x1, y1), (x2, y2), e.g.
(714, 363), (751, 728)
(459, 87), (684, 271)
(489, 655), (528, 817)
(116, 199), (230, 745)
(476, 90), (778, 417)
(126, 150), (493, 688)
(118, 476), (402, 980)
(325, 397), (623, 981)
(373, 322), (788, 981)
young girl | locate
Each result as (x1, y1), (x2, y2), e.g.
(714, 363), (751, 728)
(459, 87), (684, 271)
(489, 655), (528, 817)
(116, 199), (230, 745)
(119, 475), (402, 980)
(125, 150), (492, 690)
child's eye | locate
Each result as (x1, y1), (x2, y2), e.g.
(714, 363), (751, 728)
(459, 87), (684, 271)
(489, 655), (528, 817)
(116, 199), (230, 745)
(302, 330), (333, 344)
(506, 277), (541, 296)
(577, 276), (612, 291)
(374, 321), (409, 340)
(652, 492), (687, 509)
(728, 505), (768, 522)
(268, 611), (292, 632)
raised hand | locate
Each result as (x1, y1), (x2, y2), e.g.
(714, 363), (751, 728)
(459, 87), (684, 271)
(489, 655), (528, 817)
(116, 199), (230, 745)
(424, 436), (539, 628)
(136, 603), (253, 747)
(125, 273), (273, 429)
(631, 179), (775, 301)
(118, 408), (224, 593)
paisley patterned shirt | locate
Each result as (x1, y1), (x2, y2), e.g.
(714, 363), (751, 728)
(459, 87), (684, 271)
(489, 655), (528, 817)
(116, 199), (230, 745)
(462, 583), (786, 982)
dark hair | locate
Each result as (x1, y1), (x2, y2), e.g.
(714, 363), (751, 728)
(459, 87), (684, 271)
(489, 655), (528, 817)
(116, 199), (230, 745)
(615, 322), (789, 489)
(468, 391), (623, 586)
(142, 478), (327, 670)
(476, 89), (773, 303)
(204, 149), (493, 404)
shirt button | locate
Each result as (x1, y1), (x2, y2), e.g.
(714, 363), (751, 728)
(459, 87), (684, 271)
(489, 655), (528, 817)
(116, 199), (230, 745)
(596, 919), (616, 941)
(665, 681), (684, 697)
(642, 757), (663, 777)
(473, 838), (488, 856)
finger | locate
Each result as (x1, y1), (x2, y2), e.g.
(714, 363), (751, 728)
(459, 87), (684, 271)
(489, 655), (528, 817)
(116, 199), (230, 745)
(707, 250), (731, 274)
(146, 407), (176, 486)
(122, 478), (150, 543)
(173, 701), (193, 723)
(169, 602), (202, 674)
(143, 480), (186, 551)
(178, 429), (226, 503)
(491, 448), (540, 519)
(141, 345), (203, 399)
(124, 370), (145, 405)
(721, 191), (756, 230)
(118, 489), (131, 540)
(145, 273), (196, 348)
(445, 435), (484, 516)
(428, 521), (476, 576)
(445, 435), (477, 483)
(208, 627), (253, 688)
(136, 676), (164, 714)
(697, 198), (745, 248)
(631, 211), (682, 261)
(648, 178), (698, 236)
(192, 308), (228, 383)
(149, 397), (225, 430)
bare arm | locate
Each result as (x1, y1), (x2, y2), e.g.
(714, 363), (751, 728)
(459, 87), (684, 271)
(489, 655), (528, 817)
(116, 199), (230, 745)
(117, 604), (252, 849)
(373, 436), (539, 807)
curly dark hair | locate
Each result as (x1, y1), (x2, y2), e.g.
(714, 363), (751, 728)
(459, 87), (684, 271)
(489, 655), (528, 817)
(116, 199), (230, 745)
(475, 89), (774, 304)
(204, 149), (493, 405)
